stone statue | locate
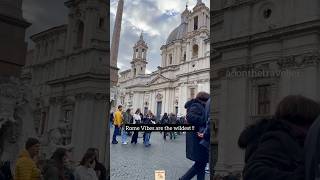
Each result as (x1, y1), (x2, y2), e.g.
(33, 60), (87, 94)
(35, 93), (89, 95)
(0, 77), (35, 162)
(40, 119), (74, 159)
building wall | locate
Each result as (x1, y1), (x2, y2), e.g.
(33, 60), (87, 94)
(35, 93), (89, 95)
(211, 0), (320, 175)
(0, 0), (30, 77)
(25, 0), (108, 163)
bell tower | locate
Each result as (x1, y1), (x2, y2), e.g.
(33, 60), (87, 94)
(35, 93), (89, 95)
(131, 33), (148, 77)
(65, 0), (107, 53)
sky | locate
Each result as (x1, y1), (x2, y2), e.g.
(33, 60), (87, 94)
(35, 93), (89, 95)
(111, 0), (210, 73)
(22, 0), (69, 48)
(21, 0), (210, 73)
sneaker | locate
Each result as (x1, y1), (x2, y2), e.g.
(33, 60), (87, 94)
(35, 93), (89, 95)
(112, 141), (118, 144)
(205, 164), (210, 174)
(122, 142), (128, 145)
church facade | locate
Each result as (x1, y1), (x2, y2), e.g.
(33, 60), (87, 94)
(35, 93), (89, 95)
(118, 1), (210, 120)
(211, 0), (320, 175)
(23, 0), (108, 163)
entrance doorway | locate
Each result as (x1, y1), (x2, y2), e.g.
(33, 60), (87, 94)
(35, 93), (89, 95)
(156, 101), (162, 121)
(144, 107), (148, 115)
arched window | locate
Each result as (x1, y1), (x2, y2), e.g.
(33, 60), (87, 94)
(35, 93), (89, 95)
(135, 49), (138, 58)
(192, 44), (199, 58)
(142, 49), (145, 58)
(134, 68), (136, 76)
(76, 21), (84, 48)
(169, 54), (173, 64)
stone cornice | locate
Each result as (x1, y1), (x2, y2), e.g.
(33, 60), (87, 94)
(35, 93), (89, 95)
(30, 25), (67, 42)
(176, 68), (210, 78)
(47, 72), (107, 86)
(212, 52), (320, 80)
(0, 13), (31, 28)
(212, 0), (263, 14)
(277, 52), (320, 69)
(211, 20), (320, 51)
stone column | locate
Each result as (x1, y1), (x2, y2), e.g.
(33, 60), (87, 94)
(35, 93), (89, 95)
(110, 0), (124, 85)
(186, 41), (190, 61)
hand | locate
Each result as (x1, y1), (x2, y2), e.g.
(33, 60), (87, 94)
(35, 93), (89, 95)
(197, 132), (204, 138)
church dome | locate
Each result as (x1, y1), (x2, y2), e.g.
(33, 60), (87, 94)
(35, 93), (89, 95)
(166, 23), (187, 45)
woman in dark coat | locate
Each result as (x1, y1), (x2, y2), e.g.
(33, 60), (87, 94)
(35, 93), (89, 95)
(43, 148), (74, 180)
(180, 91), (210, 180)
(160, 113), (169, 140)
(238, 95), (320, 180)
(142, 110), (155, 147)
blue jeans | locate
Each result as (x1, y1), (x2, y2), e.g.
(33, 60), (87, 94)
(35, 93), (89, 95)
(112, 126), (120, 143)
(144, 132), (151, 146)
(122, 128), (127, 143)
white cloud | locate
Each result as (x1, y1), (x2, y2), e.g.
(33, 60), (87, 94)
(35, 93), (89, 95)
(146, 69), (152, 74)
(111, 0), (210, 73)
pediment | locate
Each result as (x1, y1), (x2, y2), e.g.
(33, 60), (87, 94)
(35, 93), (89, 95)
(149, 74), (172, 85)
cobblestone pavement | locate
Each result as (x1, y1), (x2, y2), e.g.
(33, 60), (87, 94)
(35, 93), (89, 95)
(110, 129), (210, 180)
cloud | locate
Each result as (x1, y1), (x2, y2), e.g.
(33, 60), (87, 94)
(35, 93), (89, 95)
(22, 0), (68, 49)
(111, 0), (210, 73)
(146, 69), (152, 74)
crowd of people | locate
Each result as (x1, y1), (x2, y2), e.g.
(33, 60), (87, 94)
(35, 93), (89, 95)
(110, 105), (187, 147)
(111, 105), (156, 146)
(0, 138), (107, 180)
(4, 93), (320, 180)
(110, 92), (211, 179)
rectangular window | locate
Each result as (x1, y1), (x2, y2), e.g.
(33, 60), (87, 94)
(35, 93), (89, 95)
(65, 110), (72, 122)
(40, 112), (47, 135)
(99, 18), (105, 29)
(194, 16), (198, 30)
(258, 85), (271, 115)
(190, 87), (196, 99)
(62, 107), (73, 145)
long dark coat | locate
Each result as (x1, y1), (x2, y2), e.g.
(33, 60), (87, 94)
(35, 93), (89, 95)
(185, 99), (208, 163)
(238, 118), (305, 180)
(305, 116), (320, 180)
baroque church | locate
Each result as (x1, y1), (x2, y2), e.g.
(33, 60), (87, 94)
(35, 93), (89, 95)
(118, 0), (210, 120)
(211, 0), (320, 175)
(22, 0), (108, 163)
